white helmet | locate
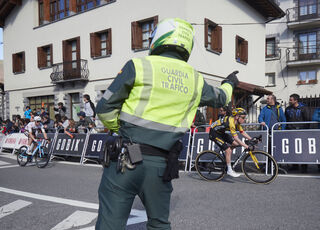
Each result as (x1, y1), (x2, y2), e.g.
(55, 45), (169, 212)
(34, 116), (41, 121)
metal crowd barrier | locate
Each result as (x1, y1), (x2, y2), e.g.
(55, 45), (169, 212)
(186, 123), (268, 172)
(271, 121), (320, 164)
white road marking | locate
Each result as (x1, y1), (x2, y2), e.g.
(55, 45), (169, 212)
(78, 227), (95, 230)
(0, 160), (10, 165)
(0, 165), (19, 169)
(0, 187), (147, 226)
(0, 200), (32, 219)
(51, 211), (97, 230)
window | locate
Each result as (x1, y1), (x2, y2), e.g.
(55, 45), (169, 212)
(12, 52), (25, 74)
(50, 0), (69, 21)
(299, 32), (317, 55)
(90, 29), (112, 58)
(266, 38), (276, 58)
(70, 93), (80, 121)
(266, 73), (276, 86)
(131, 16), (158, 50)
(77, 0), (100, 12)
(299, 0), (317, 18)
(29, 95), (55, 120)
(235, 36), (248, 64)
(38, 44), (53, 68)
(298, 70), (317, 84)
(63, 37), (81, 79)
(204, 18), (222, 53)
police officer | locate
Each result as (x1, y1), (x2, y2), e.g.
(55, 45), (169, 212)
(95, 18), (239, 230)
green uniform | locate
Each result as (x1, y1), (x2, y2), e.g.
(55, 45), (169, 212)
(95, 52), (233, 230)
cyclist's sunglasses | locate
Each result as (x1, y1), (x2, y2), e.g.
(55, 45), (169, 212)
(239, 115), (247, 119)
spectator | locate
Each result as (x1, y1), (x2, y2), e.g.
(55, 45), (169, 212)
(24, 106), (32, 119)
(83, 94), (96, 122)
(218, 106), (230, 119)
(64, 119), (76, 138)
(191, 109), (206, 132)
(5, 119), (14, 134)
(88, 121), (98, 133)
(42, 115), (55, 132)
(258, 94), (286, 131)
(312, 107), (320, 129)
(54, 102), (67, 117)
(75, 111), (91, 133)
(40, 107), (48, 117)
(285, 94), (310, 130)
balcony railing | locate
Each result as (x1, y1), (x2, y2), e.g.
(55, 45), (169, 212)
(50, 59), (89, 83)
(286, 47), (320, 63)
(286, 3), (320, 23)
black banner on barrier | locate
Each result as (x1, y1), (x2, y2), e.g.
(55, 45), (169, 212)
(179, 132), (189, 161)
(85, 134), (108, 159)
(273, 130), (320, 163)
(191, 131), (268, 161)
(52, 133), (87, 157)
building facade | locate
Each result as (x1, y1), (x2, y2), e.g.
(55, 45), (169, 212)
(1, 0), (283, 122)
(265, 0), (320, 109)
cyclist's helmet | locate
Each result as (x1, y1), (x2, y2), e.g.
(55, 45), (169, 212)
(34, 116), (41, 122)
(149, 18), (195, 62)
(232, 108), (247, 117)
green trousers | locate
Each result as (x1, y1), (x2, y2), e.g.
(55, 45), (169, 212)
(95, 154), (173, 230)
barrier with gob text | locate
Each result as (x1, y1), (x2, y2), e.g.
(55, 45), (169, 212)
(52, 133), (87, 157)
(84, 133), (108, 160)
(272, 130), (320, 164)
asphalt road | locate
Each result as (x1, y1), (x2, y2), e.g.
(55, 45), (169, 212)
(0, 152), (320, 230)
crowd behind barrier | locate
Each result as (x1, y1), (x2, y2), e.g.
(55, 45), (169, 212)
(0, 122), (319, 170)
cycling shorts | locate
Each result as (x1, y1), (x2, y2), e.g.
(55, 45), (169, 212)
(209, 129), (234, 151)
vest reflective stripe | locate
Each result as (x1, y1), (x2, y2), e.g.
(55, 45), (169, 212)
(135, 58), (153, 117)
(181, 70), (199, 128)
(120, 111), (188, 133)
(121, 56), (204, 132)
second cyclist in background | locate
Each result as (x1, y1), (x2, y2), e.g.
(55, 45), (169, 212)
(25, 116), (49, 155)
(209, 108), (253, 177)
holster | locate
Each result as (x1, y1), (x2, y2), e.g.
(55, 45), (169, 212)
(101, 134), (122, 168)
(162, 140), (183, 183)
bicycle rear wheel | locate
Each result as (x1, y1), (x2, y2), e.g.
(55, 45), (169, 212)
(35, 146), (51, 168)
(195, 150), (226, 181)
(17, 145), (29, 167)
(242, 151), (278, 184)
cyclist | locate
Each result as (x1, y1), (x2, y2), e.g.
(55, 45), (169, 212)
(25, 116), (49, 154)
(209, 108), (253, 177)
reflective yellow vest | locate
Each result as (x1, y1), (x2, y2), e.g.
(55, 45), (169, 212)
(120, 55), (204, 134)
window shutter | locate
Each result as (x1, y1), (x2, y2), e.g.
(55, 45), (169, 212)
(63, 40), (67, 62)
(38, 47), (42, 68)
(154, 15), (158, 26)
(204, 18), (209, 48)
(136, 22), (142, 49)
(76, 37), (80, 61)
(21, 52), (25, 72)
(216, 26), (222, 53)
(12, 54), (16, 73)
(235, 36), (240, 60)
(211, 27), (216, 51)
(243, 40), (248, 63)
(107, 28), (112, 55)
(90, 33), (96, 57)
(49, 44), (53, 66)
(95, 34), (101, 57)
(131, 21), (138, 50)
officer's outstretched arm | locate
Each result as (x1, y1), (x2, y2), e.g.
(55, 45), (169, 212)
(96, 61), (135, 133)
(199, 71), (239, 107)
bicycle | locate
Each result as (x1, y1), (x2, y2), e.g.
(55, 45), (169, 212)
(17, 139), (51, 168)
(194, 135), (278, 184)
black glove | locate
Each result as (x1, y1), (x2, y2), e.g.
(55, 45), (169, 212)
(163, 140), (183, 183)
(221, 71), (239, 88)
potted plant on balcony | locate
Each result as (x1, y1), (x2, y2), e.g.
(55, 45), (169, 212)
(308, 79), (318, 84)
(297, 80), (306, 85)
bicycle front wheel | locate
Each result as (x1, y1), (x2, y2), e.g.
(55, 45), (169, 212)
(35, 147), (51, 168)
(17, 145), (29, 166)
(242, 151), (278, 184)
(195, 151), (226, 181)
